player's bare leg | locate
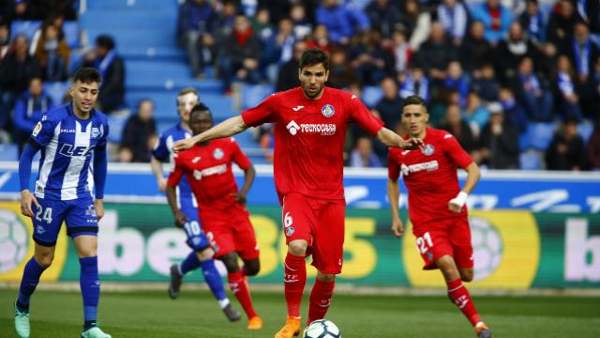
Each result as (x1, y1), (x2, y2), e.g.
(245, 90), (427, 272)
(437, 256), (491, 337)
(221, 253), (262, 330)
(15, 243), (54, 338)
(275, 240), (307, 338)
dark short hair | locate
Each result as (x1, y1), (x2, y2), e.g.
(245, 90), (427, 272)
(95, 34), (115, 50)
(190, 102), (212, 119)
(299, 48), (329, 71)
(401, 95), (427, 110)
(73, 67), (102, 84)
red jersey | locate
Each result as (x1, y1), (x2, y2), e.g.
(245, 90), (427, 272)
(167, 137), (252, 210)
(388, 128), (473, 226)
(241, 87), (383, 200)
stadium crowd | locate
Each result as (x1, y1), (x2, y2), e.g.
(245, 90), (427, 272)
(0, 0), (599, 171)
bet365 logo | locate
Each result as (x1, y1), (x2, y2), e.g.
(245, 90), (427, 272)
(0, 210), (29, 273)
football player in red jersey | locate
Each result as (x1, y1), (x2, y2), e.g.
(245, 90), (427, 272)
(166, 103), (263, 330)
(174, 49), (421, 338)
(387, 95), (491, 338)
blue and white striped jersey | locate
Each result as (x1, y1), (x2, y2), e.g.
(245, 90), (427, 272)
(31, 104), (108, 200)
(152, 123), (196, 208)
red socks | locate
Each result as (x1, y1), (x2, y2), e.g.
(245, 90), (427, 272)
(308, 279), (335, 323)
(228, 271), (257, 319)
(447, 278), (481, 326)
(284, 253), (306, 317)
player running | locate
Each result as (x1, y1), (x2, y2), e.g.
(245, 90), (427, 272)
(387, 95), (492, 338)
(166, 103), (263, 330)
(15, 68), (111, 338)
(173, 48), (421, 338)
(150, 88), (240, 321)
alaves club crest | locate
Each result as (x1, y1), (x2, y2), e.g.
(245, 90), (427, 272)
(321, 104), (335, 118)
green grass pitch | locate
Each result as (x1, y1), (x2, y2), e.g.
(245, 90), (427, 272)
(1, 289), (599, 337)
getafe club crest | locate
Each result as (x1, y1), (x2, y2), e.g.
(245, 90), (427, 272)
(321, 104), (335, 118)
(213, 148), (224, 160)
(421, 144), (435, 156)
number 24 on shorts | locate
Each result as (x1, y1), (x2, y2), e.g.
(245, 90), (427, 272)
(35, 206), (53, 224)
(416, 232), (433, 254)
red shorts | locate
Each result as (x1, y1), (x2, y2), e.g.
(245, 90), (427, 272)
(412, 217), (473, 270)
(200, 205), (259, 261)
(282, 193), (345, 274)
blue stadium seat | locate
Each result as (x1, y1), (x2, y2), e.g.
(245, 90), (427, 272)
(63, 21), (80, 48)
(0, 144), (19, 161)
(106, 113), (131, 144)
(10, 21), (41, 41)
(578, 121), (594, 142)
(44, 82), (70, 106)
(87, 0), (178, 10)
(527, 122), (557, 151)
(240, 84), (274, 110)
(519, 149), (544, 170)
(362, 86), (383, 108)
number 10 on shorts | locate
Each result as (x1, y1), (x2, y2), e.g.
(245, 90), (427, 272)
(416, 232), (433, 254)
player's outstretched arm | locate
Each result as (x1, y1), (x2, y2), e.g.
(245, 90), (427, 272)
(166, 185), (187, 227)
(376, 127), (423, 149)
(18, 142), (41, 217)
(387, 178), (404, 237)
(93, 144), (108, 219)
(173, 116), (248, 151)
(448, 162), (481, 213)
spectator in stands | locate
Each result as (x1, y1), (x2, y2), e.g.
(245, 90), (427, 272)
(443, 60), (469, 107)
(88, 35), (124, 113)
(512, 56), (553, 121)
(459, 21), (494, 73)
(6, 0), (36, 22)
(495, 21), (540, 82)
(374, 76), (403, 130)
(554, 55), (583, 121)
(568, 22), (599, 118)
(0, 34), (40, 131)
(251, 8), (274, 43)
(177, 0), (217, 78)
(547, 0), (580, 50)
(498, 86), (528, 133)
(440, 103), (478, 155)
(289, 3), (312, 40)
(538, 42), (559, 80)
(587, 120), (600, 170)
(593, 56), (600, 120)
(463, 91), (490, 133)
(389, 29), (411, 74)
(211, 0), (237, 42)
(262, 17), (296, 72)
(519, 0), (546, 45)
(545, 119), (586, 170)
(471, 63), (499, 102)
(29, 13), (66, 56)
(328, 47), (358, 89)
(0, 20), (10, 62)
(218, 15), (262, 92)
(12, 76), (52, 154)
(349, 29), (391, 86)
(119, 99), (157, 163)
(365, 0), (402, 38)
(305, 24), (332, 54)
(479, 102), (520, 169)
(33, 22), (70, 81)
(349, 137), (382, 168)
(315, 0), (370, 45)
(399, 67), (430, 102)
(414, 22), (456, 84)
(275, 40), (305, 92)
(400, 0), (431, 52)
(436, 0), (468, 46)
(470, 0), (512, 44)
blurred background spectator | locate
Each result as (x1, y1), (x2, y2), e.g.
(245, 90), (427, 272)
(349, 137), (382, 167)
(119, 99), (157, 163)
(12, 76), (51, 154)
(478, 102), (520, 169)
(545, 119), (586, 170)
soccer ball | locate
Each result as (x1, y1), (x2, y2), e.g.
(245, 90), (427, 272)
(303, 319), (342, 338)
(470, 216), (503, 281)
(0, 210), (29, 272)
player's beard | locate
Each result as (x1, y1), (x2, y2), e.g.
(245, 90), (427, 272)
(303, 85), (323, 99)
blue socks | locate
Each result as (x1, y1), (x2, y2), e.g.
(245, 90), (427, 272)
(180, 252), (201, 275)
(200, 259), (227, 302)
(17, 258), (47, 312)
(80, 256), (99, 330)
(180, 252), (227, 302)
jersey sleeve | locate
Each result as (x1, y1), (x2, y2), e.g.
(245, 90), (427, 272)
(230, 138), (252, 170)
(97, 120), (109, 147)
(443, 133), (473, 169)
(241, 93), (277, 127)
(347, 94), (384, 136)
(152, 133), (170, 161)
(166, 152), (186, 187)
(387, 150), (401, 181)
(30, 114), (57, 146)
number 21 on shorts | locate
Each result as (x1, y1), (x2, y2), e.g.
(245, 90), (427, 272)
(416, 232), (433, 254)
